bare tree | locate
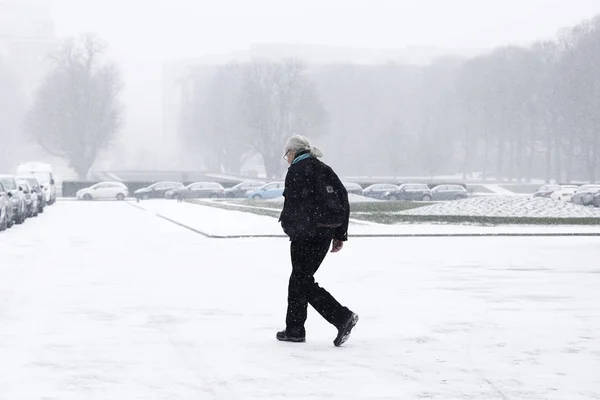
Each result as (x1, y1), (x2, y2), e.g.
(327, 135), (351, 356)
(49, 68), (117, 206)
(186, 63), (250, 173)
(25, 34), (123, 180)
(239, 58), (327, 178)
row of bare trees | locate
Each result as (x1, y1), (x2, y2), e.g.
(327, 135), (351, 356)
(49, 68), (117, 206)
(184, 15), (600, 182)
(182, 59), (326, 178)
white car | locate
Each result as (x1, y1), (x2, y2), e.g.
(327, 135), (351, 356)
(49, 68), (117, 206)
(533, 184), (578, 201)
(553, 185), (579, 201)
(16, 162), (57, 205)
(76, 182), (129, 201)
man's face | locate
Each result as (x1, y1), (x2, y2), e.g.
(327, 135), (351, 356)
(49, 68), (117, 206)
(284, 149), (295, 166)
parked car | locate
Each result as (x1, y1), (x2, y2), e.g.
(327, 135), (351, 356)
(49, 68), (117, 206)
(533, 184), (578, 201)
(593, 191), (600, 208)
(16, 162), (56, 205)
(166, 182), (225, 200)
(77, 181), (129, 201)
(362, 184), (399, 200)
(343, 182), (363, 196)
(134, 181), (184, 201)
(0, 181), (10, 231)
(390, 183), (433, 201)
(16, 179), (38, 218)
(533, 184), (560, 198)
(246, 182), (285, 200)
(431, 184), (468, 201)
(0, 174), (27, 225)
(224, 181), (266, 198)
(571, 184), (600, 206)
(17, 176), (45, 213)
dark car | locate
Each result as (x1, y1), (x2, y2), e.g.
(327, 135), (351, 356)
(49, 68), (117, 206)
(134, 181), (184, 201)
(224, 181), (266, 198)
(0, 181), (12, 230)
(570, 185), (600, 206)
(0, 174), (27, 225)
(17, 176), (46, 213)
(390, 183), (433, 202)
(431, 184), (468, 201)
(343, 182), (363, 196)
(362, 184), (399, 200)
(166, 182), (225, 200)
(593, 191), (600, 207)
(16, 180), (38, 218)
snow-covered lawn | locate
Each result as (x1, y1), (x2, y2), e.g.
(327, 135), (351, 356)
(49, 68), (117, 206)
(1, 201), (599, 399)
(138, 199), (600, 236)
(265, 193), (381, 204)
(400, 196), (600, 219)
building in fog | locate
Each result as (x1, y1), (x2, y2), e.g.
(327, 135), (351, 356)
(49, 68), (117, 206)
(0, 0), (55, 99)
(0, 0), (67, 176)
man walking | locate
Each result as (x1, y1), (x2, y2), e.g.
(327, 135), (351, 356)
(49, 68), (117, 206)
(277, 134), (359, 347)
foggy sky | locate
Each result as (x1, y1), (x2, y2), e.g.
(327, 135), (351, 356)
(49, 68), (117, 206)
(38, 0), (600, 149)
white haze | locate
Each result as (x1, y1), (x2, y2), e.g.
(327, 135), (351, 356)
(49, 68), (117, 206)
(2, 0), (599, 178)
(48, 0), (599, 150)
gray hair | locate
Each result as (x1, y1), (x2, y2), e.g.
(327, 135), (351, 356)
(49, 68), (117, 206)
(284, 134), (323, 158)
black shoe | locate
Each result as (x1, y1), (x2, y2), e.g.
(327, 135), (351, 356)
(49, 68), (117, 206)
(276, 330), (306, 343)
(334, 313), (359, 347)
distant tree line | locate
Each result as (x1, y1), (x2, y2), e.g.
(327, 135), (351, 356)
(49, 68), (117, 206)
(184, 15), (600, 183)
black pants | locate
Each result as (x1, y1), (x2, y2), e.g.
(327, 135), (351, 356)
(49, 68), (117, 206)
(285, 236), (351, 337)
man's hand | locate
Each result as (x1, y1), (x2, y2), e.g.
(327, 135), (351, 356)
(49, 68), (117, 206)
(331, 239), (344, 253)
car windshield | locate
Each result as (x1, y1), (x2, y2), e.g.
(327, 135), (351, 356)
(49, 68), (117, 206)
(24, 178), (40, 189)
(19, 172), (51, 185)
(0, 178), (16, 190)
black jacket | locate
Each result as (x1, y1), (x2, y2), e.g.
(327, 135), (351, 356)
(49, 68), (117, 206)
(279, 153), (349, 241)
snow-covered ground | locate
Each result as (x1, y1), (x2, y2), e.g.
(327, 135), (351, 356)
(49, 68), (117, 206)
(139, 200), (600, 236)
(400, 196), (600, 219)
(1, 201), (599, 399)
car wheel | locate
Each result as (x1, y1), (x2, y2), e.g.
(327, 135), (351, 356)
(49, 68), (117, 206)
(142, 194), (150, 201)
(422, 195), (432, 202)
(116, 193), (125, 201)
(253, 194), (262, 200)
(387, 194), (398, 201)
(210, 193), (219, 199)
(83, 194), (93, 201)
